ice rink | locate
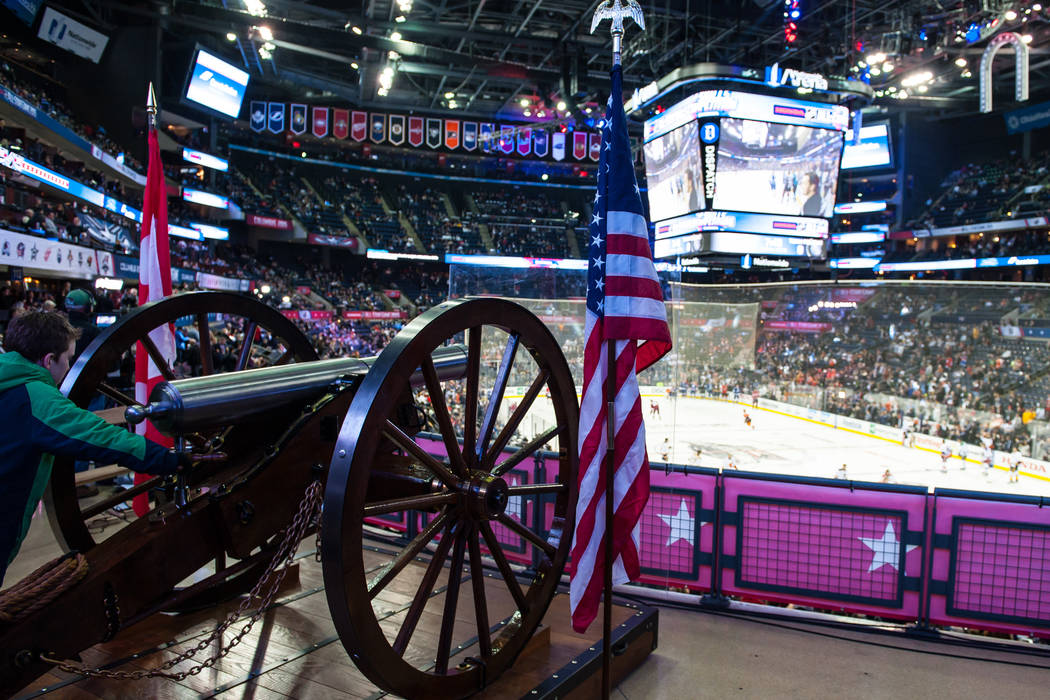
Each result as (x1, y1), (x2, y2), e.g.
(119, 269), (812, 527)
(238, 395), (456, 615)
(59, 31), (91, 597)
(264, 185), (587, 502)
(641, 395), (1050, 497)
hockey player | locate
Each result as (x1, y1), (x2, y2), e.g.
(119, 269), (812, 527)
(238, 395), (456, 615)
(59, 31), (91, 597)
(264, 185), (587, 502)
(743, 410), (753, 429)
(940, 443), (952, 473)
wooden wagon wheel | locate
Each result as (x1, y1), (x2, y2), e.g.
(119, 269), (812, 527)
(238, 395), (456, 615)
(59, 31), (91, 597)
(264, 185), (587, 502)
(322, 297), (579, 699)
(44, 291), (319, 555)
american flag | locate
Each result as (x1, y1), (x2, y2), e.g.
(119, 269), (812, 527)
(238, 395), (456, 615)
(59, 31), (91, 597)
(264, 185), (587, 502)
(132, 125), (175, 516)
(569, 64), (671, 634)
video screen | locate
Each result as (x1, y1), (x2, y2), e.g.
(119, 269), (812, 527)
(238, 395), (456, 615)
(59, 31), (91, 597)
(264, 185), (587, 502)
(714, 118), (844, 218)
(841, 123), (892, 169)
(643, 121), (704, 222)
(184, 48), (250, 119)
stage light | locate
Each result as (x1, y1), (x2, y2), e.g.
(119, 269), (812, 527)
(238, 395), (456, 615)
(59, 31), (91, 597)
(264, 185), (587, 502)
(537, 110), (545, 117)
(301, 151), (307, 157)
(444, 91), (454, 99)
(541, 174), (549, 181)
(448, 100), (458, 109)
(556, 100), (566, 111)
(523, 109), (531, 116)
(1022, 33), (1033, 42)
(256, 25), (273, 41)
(351, 61), (359, 69)
(1005, 9), (1018, 19)
(882, 61), (894, 72)
(869, 67), (881, 76)
(226, 32), (237, 42)
(377, 87), (388, 96)
(961, 69), (973, 77)
(1035, 4), (1043, 10)
(520, 98), (529, 107)
(395, 15), (406, 22)
(390, 31), (402, 40)
(867, 52), (886, 63)
(244, 0), (267, 16)
(955, 57), (968, 66)
(260, 284), (271, 294)
(352, 26), (362, 34)
(902, 70), (933, 86)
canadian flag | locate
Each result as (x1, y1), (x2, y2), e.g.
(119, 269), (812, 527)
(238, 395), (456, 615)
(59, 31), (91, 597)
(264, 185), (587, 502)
(133, 127), (175, 516)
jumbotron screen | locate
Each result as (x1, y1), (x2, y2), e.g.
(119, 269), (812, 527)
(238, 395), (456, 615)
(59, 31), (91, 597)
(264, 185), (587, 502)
(713, 118), (844, 218)
(643, 121), (705, 222)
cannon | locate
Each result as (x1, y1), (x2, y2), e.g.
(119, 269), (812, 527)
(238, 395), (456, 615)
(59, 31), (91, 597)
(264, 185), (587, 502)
(0, 291), (579, 698)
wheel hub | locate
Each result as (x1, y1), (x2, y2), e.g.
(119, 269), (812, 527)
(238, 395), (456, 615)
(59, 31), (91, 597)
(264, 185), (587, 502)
(461, 471), (509, 520)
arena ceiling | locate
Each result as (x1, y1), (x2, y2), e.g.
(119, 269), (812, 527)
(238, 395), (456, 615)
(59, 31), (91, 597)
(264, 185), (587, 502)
(23, 1), (1050, 121)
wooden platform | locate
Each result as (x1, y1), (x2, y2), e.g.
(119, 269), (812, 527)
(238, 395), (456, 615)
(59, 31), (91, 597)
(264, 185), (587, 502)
(10, 544), (657, 699)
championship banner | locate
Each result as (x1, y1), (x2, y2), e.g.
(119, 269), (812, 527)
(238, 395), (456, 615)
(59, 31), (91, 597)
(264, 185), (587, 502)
(290, 103), (307, 135)
(332, 109), (349, 139)
(426, 119), (442, 148)
(267, 102), (284, 133)
(552, 132), (566, 161)
(572, 131), (587, 160)
(312, 106), (328, 138)
(479, 123), (495, 152)
(533, 130), (548, 157)
(351, 111), (367, 141)
(589, 132), (601, 161)
(371, 113), (386, 143)
(250, 100), (266, 132)
(516, 128), (532, 156)
(408, 116), (424, 146)
(445, 120), (460, 149)
(462, 122), (478, 151)
(500, 126), (515, 154)
(389, 114), (405, 145)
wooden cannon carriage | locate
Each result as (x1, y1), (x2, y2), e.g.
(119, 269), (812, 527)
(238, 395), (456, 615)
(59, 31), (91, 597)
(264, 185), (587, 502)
(0, 292), (581, 698)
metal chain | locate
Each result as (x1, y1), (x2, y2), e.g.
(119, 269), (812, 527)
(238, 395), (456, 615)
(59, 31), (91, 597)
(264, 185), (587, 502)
(42, 480), (324, 682)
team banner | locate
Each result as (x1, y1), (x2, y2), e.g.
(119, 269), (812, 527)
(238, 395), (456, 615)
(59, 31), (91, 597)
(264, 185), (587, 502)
(500, 126), (515, 154)
(351, 111), (367, 141)
(445, 120), (460, 149)
(462, 122), (478, 151)
(0, 227), (107, 278)
(408, 116), (424, 146)
(290, 103), (307, 135)
(250, 100), (266, 132)
(480, 123), (495, 152)
(426, 119), (442, 148)
(371, 113), (386, 143)
(267, 102), (284, 133)
(552, 132), (566, 161)
(311, 106), (328, 138)
(589, 132), (601, 161)
(332, 109), (349, 140)
(389, 114), (405, 145)
(572, 131), (587, 160)
(516, 128), (531, 156)
(533, 130), (548, 157)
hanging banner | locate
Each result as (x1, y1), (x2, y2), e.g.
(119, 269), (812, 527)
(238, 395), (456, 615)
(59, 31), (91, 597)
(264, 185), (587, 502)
(351, 111), (367, 141)
(389, 114), (405, 145)
(462, 122), (478, 151)
(589, 132), (601, 161)
(311, 106), (328, 138)
(516, 128), (532, 156)
(480, 123), (495, 152)
(408, 116), (424, 146)
(572, 131), (587, 160)
(332, 109), (349, 140)
(267, 102), (284, 133)
(249, 100), (266, 132)
(0, 227), (107, 279)
(370, 113), (386, 143)
(533, 130), (548, 157)
(500, 126), (515, 154)
(445, 119), (460, 149)
(552, 132), (566, 161)
(426, 118), (442, 148)
(290, 103), (307, 135)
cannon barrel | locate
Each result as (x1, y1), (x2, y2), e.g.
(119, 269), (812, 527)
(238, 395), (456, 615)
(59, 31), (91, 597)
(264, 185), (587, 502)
(126, 343), (468, 435)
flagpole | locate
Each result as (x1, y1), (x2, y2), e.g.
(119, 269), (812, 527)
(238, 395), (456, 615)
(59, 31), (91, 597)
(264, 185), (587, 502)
(146, 82), (158, 132)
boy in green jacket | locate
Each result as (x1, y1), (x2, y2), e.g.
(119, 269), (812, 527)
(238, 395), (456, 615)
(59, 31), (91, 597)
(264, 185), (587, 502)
(0, 312), (183, 586)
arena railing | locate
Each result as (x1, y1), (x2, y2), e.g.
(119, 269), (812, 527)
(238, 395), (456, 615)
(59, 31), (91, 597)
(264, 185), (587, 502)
(361, 433), (1050, 639)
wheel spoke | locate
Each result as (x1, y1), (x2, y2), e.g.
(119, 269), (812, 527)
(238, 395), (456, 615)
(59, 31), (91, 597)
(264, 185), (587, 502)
(476, 333), (519, 462)
(392, 521), (458, 656)
(138, 333), (175, 381)
(274, 347), (294, 366)
(421, 356), (467, 477)
(435, 524), (468, 674)
(236, 321), (258, 371)
(467, 526), (492, 658)
(485, 368), (549, 466)
(196, 313), (213, 376)
(97, 381), (136, 406)
(383, 420), (459, 488)
(480, 522), (528, 613)
(369, 510), (450, 600)
(93, 406), (128, 425)
(491, 425), (563, 478)
(495, 513), (556, 559)
(506, 482), (567, 497)
(79, 477), (160, 520)
(462, 327), (481, 468)
(363, 492), (456, 518)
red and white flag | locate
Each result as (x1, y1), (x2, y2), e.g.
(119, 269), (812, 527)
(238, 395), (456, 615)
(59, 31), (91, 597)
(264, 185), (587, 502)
(133, 126), (175, 516)
(569, 65), (671, 633)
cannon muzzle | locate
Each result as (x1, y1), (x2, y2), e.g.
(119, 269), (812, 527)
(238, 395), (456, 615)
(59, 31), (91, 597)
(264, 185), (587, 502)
(126, 343), (468, 435)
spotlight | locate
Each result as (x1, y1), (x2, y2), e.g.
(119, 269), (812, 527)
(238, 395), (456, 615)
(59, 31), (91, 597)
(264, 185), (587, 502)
(390, 31), (402, 40)
(1005, 9), (1018, 20)
(395, 15), (406, 22)
(351, 61), (359, 69)
(1022, 33), (1033, 43)
(955, 57), (968, 67)
(541, 173), (549, 181)
(556, 100), (567, 111)
(520, 98), (529, 107)
(226, 32), (237, 42)
(444, 91), (454, 98)
(352, 26), (362, 34)
(257, 25), (273, 41)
